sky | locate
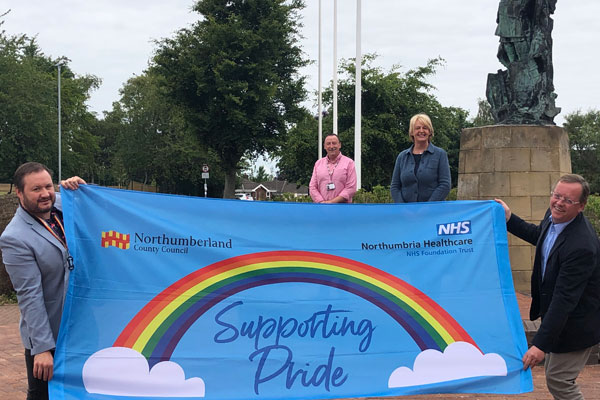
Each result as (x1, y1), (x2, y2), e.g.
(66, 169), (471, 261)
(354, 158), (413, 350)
(2, 1), (599, 128)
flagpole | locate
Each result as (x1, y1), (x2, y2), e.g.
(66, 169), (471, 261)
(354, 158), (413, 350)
(318, 0), (323, 159)
(354, 0), (362, 189)
(332, 0), (338, 136)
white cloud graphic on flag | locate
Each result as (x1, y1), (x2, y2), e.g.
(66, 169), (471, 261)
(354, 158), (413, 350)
(388, 341), (507, 388)
(82, 347), (205, 397)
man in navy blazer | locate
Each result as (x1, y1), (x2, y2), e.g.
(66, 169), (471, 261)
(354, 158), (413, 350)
(496, 174), (600, 400)
(0, 162), (84, 400)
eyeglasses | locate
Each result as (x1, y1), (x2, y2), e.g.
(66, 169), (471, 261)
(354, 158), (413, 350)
(550, 192), (580, 206)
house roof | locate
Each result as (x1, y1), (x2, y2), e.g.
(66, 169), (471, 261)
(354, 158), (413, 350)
(236, 178), (308, 195)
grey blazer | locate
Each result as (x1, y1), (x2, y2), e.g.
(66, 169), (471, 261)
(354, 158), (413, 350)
(390, 143), (451, 203)
(0, 195), (70, 355)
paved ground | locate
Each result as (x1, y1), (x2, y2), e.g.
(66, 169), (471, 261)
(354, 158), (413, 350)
(1, 295), (599, 400)
(0, 304), (28, 399)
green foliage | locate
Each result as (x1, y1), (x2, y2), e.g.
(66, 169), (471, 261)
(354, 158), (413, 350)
(564, 110), (600, 193)
(271, 193), (312, 202)
(446, 187), (458, 201)
(278, 55), (469, 189)
(471, 98), (495, 127)
(273, 184), (452, 204)
(249, 165), (273, 183)
(153, 0), (308, 197)
(353, 185), (392, 203)
(90, 111), (125, 186)
(353, 185), (455, 203)
(275, 109), (318, 185)
(0, 22), (99, 183)
(0, 193), (18, 297)
(100, 72), (225, 196)
(0, 34), (57, 179)
(584, 195), (600, 235)
(0, 292), (17, 305)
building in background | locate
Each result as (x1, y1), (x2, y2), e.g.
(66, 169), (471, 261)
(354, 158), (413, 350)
(236, 179), (309, 201)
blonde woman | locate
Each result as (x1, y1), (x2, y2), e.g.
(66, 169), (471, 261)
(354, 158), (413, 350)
(390, 113), (450, 202)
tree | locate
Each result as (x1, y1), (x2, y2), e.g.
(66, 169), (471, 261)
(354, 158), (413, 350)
(153, 0), (307, 198)
(278, 56), (469, 189)
(250, 165), (273, 182)
(564, 110), (600, 193)
(0, 34), (56, 184)
(56, 68), (101, 182)
(0, 19), (99, 187)
(102, 71), (225, 196)
(275, 109), (318, 185)
(90, 110), (125, 186)
(471, 98), (495, 127)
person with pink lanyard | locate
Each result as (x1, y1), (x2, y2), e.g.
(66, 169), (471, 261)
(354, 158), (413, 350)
(309, 134), (357, 203)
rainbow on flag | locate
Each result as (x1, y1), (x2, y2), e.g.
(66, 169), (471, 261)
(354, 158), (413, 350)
(51, 186), (532, 399)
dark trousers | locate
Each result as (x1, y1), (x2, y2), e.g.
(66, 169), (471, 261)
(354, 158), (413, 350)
(24, 349), (53, 400)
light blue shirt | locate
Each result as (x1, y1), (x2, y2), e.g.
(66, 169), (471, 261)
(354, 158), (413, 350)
(541, 216), (573, 278)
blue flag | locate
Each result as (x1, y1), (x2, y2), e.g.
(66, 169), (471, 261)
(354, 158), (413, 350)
(50, 186), (532, 399)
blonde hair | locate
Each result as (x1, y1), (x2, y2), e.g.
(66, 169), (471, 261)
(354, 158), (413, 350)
(408, 113), (434, 142)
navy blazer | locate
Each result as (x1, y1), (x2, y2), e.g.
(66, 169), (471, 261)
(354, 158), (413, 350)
(0, 195), (70, 355)
(507, 210), (600, 353)
(390, 143), (451, 203)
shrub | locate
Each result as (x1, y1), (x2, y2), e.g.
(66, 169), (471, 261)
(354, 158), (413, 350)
(271, 193), (312, 202)
(354, 186), (456, 203)
(0, 194), (19, 297)
(584, 194), (600, 235)
(353, 185), (393, 203)
(447, 187), (457, 201)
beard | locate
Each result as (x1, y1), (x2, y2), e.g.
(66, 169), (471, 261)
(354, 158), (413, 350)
(22, 193), (56, 217)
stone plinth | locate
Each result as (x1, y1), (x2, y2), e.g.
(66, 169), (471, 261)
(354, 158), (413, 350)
(458, 125), (571, 292)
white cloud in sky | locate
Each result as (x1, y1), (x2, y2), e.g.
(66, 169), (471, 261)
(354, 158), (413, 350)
(82, 346), (205, 397)
(388, 341), (507, 388)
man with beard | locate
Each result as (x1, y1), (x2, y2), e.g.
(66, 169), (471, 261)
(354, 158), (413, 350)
(0, 162), (85, 400)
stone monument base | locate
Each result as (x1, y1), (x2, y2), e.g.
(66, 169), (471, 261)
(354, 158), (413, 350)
(457, 125), (571, 293)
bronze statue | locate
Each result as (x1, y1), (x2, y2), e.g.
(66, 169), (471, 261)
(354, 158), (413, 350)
(486, 0), (561, 125)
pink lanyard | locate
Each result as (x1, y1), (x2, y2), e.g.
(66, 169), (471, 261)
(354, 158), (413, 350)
(326, 159), (340, 182)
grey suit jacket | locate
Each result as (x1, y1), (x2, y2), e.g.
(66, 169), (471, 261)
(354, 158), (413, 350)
(0, 195), (70, 355)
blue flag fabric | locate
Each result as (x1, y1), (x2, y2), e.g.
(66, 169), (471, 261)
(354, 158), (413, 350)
(50, 186), (532, 399)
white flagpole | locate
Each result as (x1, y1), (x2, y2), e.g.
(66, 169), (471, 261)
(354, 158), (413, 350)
(333, 0), (338, 136)
(318, 0), (323, 159)
(354, 0), (362, 189)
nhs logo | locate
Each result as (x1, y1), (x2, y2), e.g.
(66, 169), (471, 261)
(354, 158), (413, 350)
(437, 220), (471, 236)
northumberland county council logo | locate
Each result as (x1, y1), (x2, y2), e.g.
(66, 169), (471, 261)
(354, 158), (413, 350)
(436, 221), (471, 236)
(101, 231), (130, 250)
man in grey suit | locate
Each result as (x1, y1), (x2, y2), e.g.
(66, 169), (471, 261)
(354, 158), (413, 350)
(0, 162), (84, 400)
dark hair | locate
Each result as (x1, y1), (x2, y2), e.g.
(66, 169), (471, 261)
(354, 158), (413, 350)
(553, 174), (590, 204)
(14, 162), (53, 191)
